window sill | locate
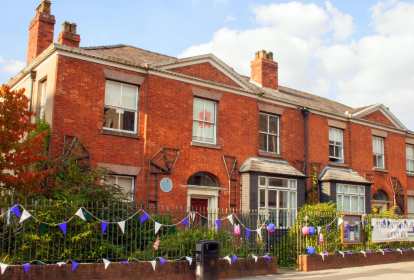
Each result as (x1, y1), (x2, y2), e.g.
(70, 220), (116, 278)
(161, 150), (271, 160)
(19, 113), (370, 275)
(258, 151), (283, 159)
(407, 173), (414, 177)
(191, 141), (221, 150)
(102, 129), (141, 139)
(373, 167), (389, 173)
(328, 161), (348, 168)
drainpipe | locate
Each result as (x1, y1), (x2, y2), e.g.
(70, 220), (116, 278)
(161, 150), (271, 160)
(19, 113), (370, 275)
(28, 70), (37, 122)
(302, 108), (310, 202)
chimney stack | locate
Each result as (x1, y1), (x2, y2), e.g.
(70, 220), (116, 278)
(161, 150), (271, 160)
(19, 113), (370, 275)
(57, 21), (81, 48)
(250, 50), (278, 90)
(27, 0), (56, 65)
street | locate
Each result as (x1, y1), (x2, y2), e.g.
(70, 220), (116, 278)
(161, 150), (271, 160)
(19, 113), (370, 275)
(234, 261), (414, 279)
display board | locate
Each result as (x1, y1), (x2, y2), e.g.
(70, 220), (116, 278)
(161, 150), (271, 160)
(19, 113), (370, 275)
(371, 218), (414, 243)
(341, 214), (363, 244)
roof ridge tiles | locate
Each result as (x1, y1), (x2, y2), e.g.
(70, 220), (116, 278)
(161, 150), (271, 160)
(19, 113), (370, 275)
(81, 44), (176, 59)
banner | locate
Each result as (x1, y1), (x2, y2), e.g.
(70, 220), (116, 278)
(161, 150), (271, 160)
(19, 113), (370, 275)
(371, 218), (414, 243)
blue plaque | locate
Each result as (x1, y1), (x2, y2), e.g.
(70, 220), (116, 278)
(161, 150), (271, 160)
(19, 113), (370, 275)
(160, 178), (173, 192)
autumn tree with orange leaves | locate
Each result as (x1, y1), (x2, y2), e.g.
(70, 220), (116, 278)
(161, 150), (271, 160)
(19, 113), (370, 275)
(0, 85), (52, 194)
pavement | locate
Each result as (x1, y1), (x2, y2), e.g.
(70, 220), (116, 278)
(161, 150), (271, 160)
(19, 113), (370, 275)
(233, 261), (414, 279)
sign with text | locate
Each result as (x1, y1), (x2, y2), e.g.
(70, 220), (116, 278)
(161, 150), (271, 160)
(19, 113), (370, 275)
(341, 214), (363, 245)
(371, 218), (414, 243)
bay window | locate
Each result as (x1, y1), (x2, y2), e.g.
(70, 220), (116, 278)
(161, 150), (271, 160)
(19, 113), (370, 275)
(259, 176), (297, 228)
(103, 81), (138, 133)
(336, 184), (365, 214)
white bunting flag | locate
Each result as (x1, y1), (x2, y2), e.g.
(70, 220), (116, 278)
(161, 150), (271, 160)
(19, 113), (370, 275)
(155, 222), (162, 234)
(75, 208), (86, 221)
(257, 227), (262, 238)
(118, 221), (126, 234)
(185, 257), (193, 266)
(227, 214), (233, 225)
(360, 251), (366, 257)
(397, 249), (403, 254)
(19, 210), (32, 223)
(319, 253), (324, 261)
(378, 249), (385, 255)
(305, 216), (308, 221)
(103, 258), (111, 269)
(190, 212), (195, 222)
(0, 263), (9, 275)
(338, 251), (344, 258)
(56, 262), (66, 267)
(252, 255), (258, 263)
(223, 256), (232, 265)
(150, 260), (156, 271)
(317, 226), (321, 235)
(338, 218), (343, 226)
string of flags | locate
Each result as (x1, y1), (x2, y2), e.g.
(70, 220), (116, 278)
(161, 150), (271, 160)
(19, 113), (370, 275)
(0, 254), (271, 275)
(315, 247), (411, 261)
(2, 204), (269, 238)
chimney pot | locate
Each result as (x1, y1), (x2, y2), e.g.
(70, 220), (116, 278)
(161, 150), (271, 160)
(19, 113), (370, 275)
(58, 21), (81, 47)
(62, 21), (71, 33)
(70, 23), (77, 34)
(36, 0), (51, 14)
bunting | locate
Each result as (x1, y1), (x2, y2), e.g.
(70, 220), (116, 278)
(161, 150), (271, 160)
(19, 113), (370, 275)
(103, 258), (111, 269)
(227, 214), (233, 225)
(246, 229), (251, 239)
(182, 218), (189, 228)
(154, 222), (162, 234)
(56, 262), (65, 267)
(232, 255), (237, 264)
(121, 261), (130, 266)
(23, 263), (30, 274)
(223, 256), (231, 265)
(75, 208), (86, 221)
(252, 255), (258, 263)
(338, 218), (343, 226)
(118, 221), (126, 234)
(101, 221), (109, 234)
(216, 220), (221, 230)
(10, 205), (21, 218)
(150, 260), (156, 271)
(140, 212), (149, 223)
(185, 257), (193, 265)
(72, 261), (79, 272)
(159, 257), (166, 266)
(59, 223), (67, 235)
(20, 209), (32, 223)
(0, 263), (8, 275)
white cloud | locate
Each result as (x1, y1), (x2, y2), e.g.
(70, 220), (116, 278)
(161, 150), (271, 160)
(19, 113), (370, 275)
(226, 15), (236, 21)
(1, 59), (25, 75)
(178, 1), (414, 130)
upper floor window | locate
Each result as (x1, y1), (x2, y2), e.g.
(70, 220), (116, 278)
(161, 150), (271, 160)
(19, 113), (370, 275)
(40, 80), (47, 118)
(258, 176), (297, 228)
(336, 184), (365, 214)
(259, 113), (279, 153)
(192, 98), (217, 144)
(329, 128), (343, 163)
(407, 145), (414, 173)
(103, 81), (138, 133)
(373, 137), (385, 168)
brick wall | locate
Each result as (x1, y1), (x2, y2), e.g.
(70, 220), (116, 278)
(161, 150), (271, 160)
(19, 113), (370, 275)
(299, 251), (414, 272)
(0, 257), (277, 280)
(27, 12), (55, 64)
(169, 62), (243, 89)
(362, 110), (395, 127)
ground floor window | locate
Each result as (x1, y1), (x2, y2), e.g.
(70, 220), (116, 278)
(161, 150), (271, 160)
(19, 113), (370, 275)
(258, 176), (297, 228)
(106, 175), (135, 200)
(336, 184), (365, 214)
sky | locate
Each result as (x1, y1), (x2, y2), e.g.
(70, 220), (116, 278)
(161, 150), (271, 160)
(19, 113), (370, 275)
(1, 0), (414, 130)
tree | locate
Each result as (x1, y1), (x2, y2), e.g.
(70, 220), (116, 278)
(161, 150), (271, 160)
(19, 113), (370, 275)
(0, 85), (52, 193)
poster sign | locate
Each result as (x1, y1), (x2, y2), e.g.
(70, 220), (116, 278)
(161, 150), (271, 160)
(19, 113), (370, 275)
(371, 218), (414, 243)
(341, 214), (363, 244)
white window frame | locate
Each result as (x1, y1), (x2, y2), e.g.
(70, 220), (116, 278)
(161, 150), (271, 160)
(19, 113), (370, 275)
(407, 196), (414, 215)
(107, 175), (135, 201)
(373, 137), (385, 168)
(259, 113), (280, 154)
(40, 80), (47, 118)
(406, 145), (414, 173)
(103, 80), (139, 134)
(336, 184), (365, 214)
(329, 127), (344, 163)
(258, 176), (297, 228)
(192, 98), (217, 144)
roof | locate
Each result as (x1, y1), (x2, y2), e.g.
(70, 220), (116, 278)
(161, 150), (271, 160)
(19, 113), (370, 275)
(81, 44), (175, 64)
(239, 158), (306, 177)
(319, 167), (371, 184)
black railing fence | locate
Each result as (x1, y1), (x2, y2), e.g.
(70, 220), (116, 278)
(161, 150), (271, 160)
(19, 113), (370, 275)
(2, 199), (414, 268)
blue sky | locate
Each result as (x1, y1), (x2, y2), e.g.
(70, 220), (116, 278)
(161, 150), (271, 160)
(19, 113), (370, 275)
(1, 0), (414, 129)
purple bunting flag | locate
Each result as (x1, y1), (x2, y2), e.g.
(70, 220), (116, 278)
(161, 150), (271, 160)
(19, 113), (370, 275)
(366, 249), (371, 255)
(159, 257), (166, 266)
(326, 226), (329, 232)
(72, 262), (79, 272)
(324, 251), (329, 256)
(121, 261), (130, 266)
(364, 221), (368, 227)
(346, 250), (352, 256)
(23, 263), (30, 274)
(216, 220), (221, 230)
(102, 221), (109, 234)
(140, 212), (149, 223)
(59, 223), (67, 235)
(265, 255), (271, 263)
(402, 248), (407, 253)
(11, 205), (21, 218)
(385, 248), (391, 253)
(232, 255), (237, 264)
(246, 229), (251, 239)
(182, 217), (189, 228)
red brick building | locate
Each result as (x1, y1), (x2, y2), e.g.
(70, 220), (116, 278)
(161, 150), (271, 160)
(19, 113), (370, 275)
(8, 1), (414, 218)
